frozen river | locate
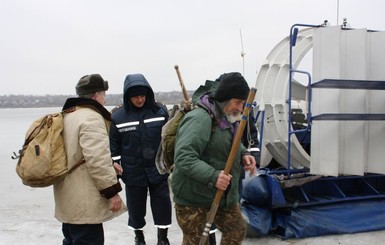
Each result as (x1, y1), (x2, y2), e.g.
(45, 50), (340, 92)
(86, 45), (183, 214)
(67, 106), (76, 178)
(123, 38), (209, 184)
(1, 107), (384, 244)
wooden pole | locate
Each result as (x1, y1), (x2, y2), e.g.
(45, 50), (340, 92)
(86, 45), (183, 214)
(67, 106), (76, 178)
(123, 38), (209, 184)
(174, 65), (190, 101)
(154, 65), (190, 175)
(199, 87), (257, 245)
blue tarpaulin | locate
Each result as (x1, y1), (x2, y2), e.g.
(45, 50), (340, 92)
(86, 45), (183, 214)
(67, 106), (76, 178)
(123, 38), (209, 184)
(241, 174), (385, 239)
(274, 199), (385, 239)
(241, 203), (272, 237)
(242, 197), (385, 239)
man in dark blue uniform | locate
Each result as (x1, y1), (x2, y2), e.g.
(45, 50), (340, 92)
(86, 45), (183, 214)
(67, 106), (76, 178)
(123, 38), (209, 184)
(109, 74), (171, 245)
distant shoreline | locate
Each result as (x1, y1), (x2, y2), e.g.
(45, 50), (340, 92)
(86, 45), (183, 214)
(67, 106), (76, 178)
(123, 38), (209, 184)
(0, 91), (192, 109)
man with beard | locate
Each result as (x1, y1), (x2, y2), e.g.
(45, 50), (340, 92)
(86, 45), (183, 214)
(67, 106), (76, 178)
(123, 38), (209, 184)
(171, 72), (257, 245)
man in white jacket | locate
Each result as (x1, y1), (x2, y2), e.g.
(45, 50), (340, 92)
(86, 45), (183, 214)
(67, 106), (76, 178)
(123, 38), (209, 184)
(54, 74), (126, 245)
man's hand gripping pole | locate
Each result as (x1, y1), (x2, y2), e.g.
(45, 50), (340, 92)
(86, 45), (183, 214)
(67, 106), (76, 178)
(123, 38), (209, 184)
(199, 87), (257, 245)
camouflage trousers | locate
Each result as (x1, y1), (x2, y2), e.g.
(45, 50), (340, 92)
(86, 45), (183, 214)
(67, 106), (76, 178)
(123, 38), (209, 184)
(175, 204), (246, 245)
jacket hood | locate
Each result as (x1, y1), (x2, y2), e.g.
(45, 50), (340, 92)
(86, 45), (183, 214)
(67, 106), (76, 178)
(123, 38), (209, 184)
(123, 74), (157, 111)
(198, 93), (239, 135)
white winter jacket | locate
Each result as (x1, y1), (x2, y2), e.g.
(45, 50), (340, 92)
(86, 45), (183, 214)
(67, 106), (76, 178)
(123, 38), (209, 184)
(54, 103), (126, 224)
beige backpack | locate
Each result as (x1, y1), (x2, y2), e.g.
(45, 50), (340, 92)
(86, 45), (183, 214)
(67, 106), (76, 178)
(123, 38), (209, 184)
(14, 108), (84, 187)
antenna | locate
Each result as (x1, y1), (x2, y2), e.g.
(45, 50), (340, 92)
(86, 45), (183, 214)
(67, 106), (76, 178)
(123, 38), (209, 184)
(336, 0), (339, 25)
(239, 28), (246, 76)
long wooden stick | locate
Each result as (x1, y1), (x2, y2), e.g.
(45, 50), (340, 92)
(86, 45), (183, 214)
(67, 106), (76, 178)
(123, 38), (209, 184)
(174, 65), (190, 101)
(199, 87), (257, 245)
(155, 65), (189, 175)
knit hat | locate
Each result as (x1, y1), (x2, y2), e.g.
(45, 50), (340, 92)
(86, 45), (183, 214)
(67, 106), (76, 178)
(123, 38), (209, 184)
(128, 86), (148, 97)
(213, 72), (250, 102)
(76, 74), (109, 95)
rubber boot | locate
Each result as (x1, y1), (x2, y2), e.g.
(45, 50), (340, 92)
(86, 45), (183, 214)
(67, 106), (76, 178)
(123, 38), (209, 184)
(208, 232), (216, 245)
(157, 228), (170, 245)
(134, 230), (146, 245)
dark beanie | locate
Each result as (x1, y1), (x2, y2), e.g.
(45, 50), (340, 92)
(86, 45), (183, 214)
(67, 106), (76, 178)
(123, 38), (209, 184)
(76, 74), (109, 95)
(128, 86), (148, 97)
(213, 72), (250, 102)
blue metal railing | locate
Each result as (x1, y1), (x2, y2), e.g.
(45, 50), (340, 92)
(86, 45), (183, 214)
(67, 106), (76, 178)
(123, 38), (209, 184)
(255, 109), (265, 161)
(286, 23), (320, 176)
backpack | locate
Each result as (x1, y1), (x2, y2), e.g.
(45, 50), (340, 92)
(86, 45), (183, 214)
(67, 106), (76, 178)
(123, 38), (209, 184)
(155, 105), (189, 174)
(155, 80), (218, 174)
(13, 108), (85, 187)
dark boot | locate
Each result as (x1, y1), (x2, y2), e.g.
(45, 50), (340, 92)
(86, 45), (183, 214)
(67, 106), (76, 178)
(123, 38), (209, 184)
(157, 228), (170, 245)
(134, 230), (146, 245)
(208, 232), (216, 245)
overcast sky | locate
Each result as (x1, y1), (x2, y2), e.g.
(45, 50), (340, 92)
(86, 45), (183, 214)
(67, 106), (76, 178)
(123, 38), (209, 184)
(1, 0), (384, 95)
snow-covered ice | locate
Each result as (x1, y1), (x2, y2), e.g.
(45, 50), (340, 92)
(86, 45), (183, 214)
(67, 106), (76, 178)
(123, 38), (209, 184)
(1, 107), (385, 244)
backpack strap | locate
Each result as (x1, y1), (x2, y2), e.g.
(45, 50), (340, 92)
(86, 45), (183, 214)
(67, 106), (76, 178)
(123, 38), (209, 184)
(195, 104), (217, 131)
(67, 159), (86, 174)
(63, 106), (76, 114)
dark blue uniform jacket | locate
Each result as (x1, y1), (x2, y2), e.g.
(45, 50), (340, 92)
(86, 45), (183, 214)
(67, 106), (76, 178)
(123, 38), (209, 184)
(109, 74), (169, 186)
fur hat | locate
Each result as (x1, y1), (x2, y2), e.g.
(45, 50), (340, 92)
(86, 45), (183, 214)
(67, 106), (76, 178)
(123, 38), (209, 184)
(213, 72), (249, 102)
(76, 74), (109, 95)
(128, 86), (148, 97)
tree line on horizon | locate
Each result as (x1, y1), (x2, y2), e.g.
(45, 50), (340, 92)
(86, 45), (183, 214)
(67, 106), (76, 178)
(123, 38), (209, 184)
(0, 91), (193, 108)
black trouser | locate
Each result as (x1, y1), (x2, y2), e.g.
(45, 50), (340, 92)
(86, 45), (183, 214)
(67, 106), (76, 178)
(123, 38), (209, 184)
(125, 180), (172, 229)
(62, 223), (104, 245)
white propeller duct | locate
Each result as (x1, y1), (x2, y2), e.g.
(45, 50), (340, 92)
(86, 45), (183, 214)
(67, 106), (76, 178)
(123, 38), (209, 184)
(256, 28), (313, 169)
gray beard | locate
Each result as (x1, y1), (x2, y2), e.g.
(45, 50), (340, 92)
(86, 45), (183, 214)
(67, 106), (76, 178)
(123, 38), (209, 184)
(226, 113), (241, 123)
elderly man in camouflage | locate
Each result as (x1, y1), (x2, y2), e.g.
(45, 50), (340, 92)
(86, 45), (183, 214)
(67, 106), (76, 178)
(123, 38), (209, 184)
(171, 72), (257, 245)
